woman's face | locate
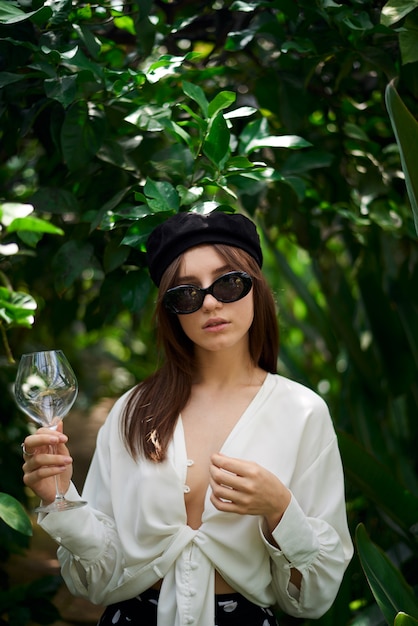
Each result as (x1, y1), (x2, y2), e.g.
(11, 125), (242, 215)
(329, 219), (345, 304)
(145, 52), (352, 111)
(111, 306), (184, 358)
(174, 245), (254, 357)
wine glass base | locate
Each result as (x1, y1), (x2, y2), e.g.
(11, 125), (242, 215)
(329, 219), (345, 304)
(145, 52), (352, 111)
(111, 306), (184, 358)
(34, 499), (87, 513)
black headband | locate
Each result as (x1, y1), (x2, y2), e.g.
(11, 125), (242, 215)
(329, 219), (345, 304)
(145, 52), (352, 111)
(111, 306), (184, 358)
(146, 212), (263, 286)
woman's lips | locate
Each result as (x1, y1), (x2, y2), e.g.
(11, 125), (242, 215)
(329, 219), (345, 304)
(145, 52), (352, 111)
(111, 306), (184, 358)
(203, 318), (229, 330)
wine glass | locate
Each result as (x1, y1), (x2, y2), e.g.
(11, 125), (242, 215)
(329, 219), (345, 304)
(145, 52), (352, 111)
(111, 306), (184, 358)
(15, 350), (87, 513)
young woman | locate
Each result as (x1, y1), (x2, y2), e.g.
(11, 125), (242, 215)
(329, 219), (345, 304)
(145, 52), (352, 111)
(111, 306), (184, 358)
(22, 211), (353, 626)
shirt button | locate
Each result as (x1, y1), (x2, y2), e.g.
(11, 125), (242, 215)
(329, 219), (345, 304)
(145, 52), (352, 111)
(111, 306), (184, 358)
(184, 485), (191, 493)
(190, 561), (198, 570)
(185, 618), (195, 624)
(187, 459), (194, 466)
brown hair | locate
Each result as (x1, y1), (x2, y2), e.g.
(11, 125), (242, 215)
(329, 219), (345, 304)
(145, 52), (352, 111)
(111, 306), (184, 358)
(122, 244), (279, 461)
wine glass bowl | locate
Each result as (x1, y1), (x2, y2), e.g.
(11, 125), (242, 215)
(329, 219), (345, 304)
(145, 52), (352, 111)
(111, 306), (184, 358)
(15, 351), (78, 429)
(15, 350), (87, 513)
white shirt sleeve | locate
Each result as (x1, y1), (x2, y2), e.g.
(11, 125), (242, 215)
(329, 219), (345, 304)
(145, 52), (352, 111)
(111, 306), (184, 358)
(259, 436), (353, 619)
(39, 395), (132, 605)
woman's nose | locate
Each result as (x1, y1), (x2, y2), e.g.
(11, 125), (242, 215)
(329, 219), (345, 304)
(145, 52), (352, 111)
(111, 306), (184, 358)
(202, 293), (222, 311)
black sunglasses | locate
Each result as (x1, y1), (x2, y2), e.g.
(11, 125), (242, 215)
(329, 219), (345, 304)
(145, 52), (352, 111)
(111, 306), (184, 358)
(163, 271), (253, 315)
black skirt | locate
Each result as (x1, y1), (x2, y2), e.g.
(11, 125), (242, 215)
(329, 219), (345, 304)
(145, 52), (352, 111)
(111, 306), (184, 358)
(97, 588), (279, 625)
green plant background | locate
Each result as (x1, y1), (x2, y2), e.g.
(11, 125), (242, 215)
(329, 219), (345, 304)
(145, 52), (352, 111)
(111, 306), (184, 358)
(0, 0), (417, 624)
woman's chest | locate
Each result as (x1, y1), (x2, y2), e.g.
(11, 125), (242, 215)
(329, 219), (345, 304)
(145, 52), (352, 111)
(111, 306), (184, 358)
(180, 405), (244, 526)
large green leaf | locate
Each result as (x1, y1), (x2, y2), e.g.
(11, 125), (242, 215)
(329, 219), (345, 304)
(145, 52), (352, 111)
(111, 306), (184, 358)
(0, 493), (32, 536)
(245, 134), (312, 154)
(385, 79), (418, 234)
(7, 216), (64, 236)
(203, 112), (230, 168)
(44, 75), (78, 107)
(0, 288), (37, 327)
(356, 524), (418, 623)
(60, 101), (105, 172)
(52, 240), (97, 293)
(120, 270), (151, 312)
(207, 91), (236, 119)
(395, 613), (418, 626)
(339, 431), (418, 537)
(0, 72), (28, 88)
(399, 18), (418, 65)
(381, 0), (418, 27)
(182, 81), (209, 117)
(239, 118), (311, 155)
(144, 178), (179, 213)
(0, 0), (50, 24)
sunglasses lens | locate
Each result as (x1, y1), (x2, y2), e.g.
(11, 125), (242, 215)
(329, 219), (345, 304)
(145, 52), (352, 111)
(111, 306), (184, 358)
(212, 273), (249, 302)
(165, 286), (202, 314)
(164, 272), (252, 314)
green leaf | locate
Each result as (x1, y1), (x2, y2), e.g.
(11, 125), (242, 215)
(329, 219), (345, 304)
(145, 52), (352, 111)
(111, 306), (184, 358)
(114, 15), (136, 35)
(121, 213), (169, 248)
(44, 75), (78, 107)
(246, 134), (312, 154)
(356, 524), (418, 623)
(30, 187), (79, 215)
(395, 613), (418, 626)
(225, 156), (262, 170)
(224, 106), (257, 120)
(52, 240), (96, 293)
(144, 179), (179, 213)
(0, 493), (32, 536)
(103, 241), (130, 273)
(207, 91), (236, 119)
(338, 431), (418, 536)
(72, 23), (101, 58)
(203, 112), (230, 168)
(0, 0), (51, 24)
(190, 201), (226, 215)
(399, 17), (418, 65)
(60, 102), (105, 172)
(120, 270), (151, 312)
(176, 185), (204, 206)
(90, 187), (132, 232)
(385, 79), (418, 234)
(0, 71), (27, 87)
(0, 288), (37, 327)
(99, 204), (151, 231)
(158, 116), (194, 151)
(182, 81), (209, 117)
(7, 216), (64, 236)
(239, 118), (312, 155)
(381, 0), (418, 27)
(97, 139), (139, 172)
(146, 54), (186, 83)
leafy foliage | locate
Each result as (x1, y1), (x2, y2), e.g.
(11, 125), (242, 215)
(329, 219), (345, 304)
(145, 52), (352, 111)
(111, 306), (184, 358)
(0, 493), (31, 536)
(1, 0), (418, 623)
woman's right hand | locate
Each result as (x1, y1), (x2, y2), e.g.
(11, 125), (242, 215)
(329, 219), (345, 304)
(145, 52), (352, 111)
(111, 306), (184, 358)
(22, 423), (73, 506)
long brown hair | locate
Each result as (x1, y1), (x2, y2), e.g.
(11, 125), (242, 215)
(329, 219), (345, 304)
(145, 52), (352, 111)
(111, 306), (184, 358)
(122, 244), (279, 461)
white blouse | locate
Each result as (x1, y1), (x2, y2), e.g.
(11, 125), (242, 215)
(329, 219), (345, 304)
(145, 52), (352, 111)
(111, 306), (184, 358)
(40, 373), (353, 626)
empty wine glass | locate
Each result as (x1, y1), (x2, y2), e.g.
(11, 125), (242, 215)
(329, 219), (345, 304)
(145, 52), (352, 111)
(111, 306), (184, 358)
(15, 350), (86, 513)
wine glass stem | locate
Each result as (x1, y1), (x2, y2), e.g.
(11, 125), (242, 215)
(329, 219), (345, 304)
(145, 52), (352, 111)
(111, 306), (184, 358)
(50, 444), (66, 501)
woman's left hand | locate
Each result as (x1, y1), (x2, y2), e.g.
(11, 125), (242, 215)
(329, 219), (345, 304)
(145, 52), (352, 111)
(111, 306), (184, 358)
(209, 452), (291, 532)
